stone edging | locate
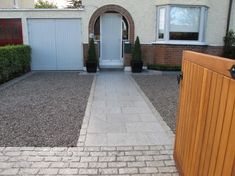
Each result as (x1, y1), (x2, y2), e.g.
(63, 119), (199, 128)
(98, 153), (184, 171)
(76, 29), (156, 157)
(0, 72), (34, 91)
(77, 74), (97, 147)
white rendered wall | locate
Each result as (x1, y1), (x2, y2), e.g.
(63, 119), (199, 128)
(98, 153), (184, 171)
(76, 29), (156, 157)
(83, 0), (231, 46)
(0, 0), (232, 46)
(0, 0), (34, 8)
(0, 0), (14, 8)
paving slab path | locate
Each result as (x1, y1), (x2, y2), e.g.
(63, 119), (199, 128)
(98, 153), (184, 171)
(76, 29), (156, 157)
(0, 71), (178, 175)
(83, 72), (174, 146)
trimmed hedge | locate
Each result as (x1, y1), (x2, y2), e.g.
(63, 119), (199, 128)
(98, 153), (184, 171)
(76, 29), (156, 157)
(0, 45), (31, 84)
(148, 64), (181, 71)
(223, 30), (235, 60)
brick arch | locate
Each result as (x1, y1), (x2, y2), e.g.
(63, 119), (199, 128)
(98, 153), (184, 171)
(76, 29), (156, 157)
(89, 4), (135, 43)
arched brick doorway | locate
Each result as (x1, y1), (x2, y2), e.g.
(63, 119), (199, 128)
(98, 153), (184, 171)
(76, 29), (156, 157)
(88, 4), (135, 68)
(89, 4), (135, 43)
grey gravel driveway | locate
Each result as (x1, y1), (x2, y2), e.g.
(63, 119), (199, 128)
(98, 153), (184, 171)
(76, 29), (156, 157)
(0, 72), (93, 147)
(133, 75), (179, 133)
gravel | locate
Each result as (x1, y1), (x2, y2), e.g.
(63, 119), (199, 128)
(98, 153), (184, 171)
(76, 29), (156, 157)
(0, 72), (94, 147)
(133, 75), (179, 133)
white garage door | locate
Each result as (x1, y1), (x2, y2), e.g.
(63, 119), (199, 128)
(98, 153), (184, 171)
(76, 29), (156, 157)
(28, 19), (83, 70)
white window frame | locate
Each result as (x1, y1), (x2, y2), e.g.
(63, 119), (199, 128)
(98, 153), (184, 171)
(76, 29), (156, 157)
(155, 5), (208, 45)
(13, 0), (19, 8)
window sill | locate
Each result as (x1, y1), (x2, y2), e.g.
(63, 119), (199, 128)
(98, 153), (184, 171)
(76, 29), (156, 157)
(152, 41), (207, 46)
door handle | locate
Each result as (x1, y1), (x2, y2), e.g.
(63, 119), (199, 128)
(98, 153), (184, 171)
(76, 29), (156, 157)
(177, 72), (183, 84)
(229, 65), (235, 79)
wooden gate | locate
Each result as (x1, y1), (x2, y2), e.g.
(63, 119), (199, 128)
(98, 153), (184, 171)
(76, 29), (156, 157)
(174, 51), (235, 176)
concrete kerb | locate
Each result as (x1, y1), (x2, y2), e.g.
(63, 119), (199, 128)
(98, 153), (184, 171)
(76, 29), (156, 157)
(0, 72), (34, 91)
(77, 74), (97, 147)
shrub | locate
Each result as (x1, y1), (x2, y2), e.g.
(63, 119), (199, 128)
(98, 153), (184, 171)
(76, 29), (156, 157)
(148, 64), (181, 71)
(132, 36), (142, 61)
(0, 45), (31, 84)
(223, 30), (235, 59)
(87, 38), (97, 63)
(35, 0), (57, 8)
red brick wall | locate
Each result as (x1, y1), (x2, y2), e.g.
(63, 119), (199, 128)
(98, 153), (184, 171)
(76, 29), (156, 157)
(142, 44), (223, 66)
(83, 43), (223, 67)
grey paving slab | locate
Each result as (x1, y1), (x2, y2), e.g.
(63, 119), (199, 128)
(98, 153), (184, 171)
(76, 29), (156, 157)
(84, 72), (174, 146)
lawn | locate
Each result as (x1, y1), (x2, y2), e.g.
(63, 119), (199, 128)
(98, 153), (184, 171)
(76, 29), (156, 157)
(0, 72), (93, 147)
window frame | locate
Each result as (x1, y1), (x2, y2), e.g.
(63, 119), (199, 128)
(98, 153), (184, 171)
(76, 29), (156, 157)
(14, 0), (19, 8)
(156, 5), (208, 45)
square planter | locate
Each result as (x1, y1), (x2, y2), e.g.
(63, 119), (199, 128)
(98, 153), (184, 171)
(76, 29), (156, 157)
(131, 60), (143, 73)
(86, 62), (97, 73)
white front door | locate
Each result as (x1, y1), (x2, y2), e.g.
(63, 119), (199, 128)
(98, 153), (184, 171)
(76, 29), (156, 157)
(100, 13), (122, 68)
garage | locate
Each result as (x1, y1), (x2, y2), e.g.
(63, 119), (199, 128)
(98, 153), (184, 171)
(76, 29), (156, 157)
(28, 19), (83, 70)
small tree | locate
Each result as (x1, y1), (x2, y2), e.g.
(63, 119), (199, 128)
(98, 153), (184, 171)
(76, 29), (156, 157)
(132, 36), (142, 61)
(223, 30), (235, 59)
(87, 38), (97, 63)
(35, 0), (57, 8)
(67, 0), (82, 8)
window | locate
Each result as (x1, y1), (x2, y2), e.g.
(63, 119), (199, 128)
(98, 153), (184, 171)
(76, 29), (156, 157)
(0, 19), (23, 46)
(157, 5), (208, 44)
(158, 7), (165, 39)
(122, 17), (129, 40)
(94, 17), (100, 40)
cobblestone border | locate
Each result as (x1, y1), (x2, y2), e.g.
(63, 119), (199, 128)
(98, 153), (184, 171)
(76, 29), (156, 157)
(0, 145), (178, 175)
(77, 75), (97, 147)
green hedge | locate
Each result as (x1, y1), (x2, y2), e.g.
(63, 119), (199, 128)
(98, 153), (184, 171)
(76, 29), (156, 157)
(0, 45), (31, 84)
(148, 64), (181, 71)
(223, 30), (235, 60)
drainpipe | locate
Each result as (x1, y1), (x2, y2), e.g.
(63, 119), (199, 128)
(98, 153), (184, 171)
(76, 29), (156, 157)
(226, 0), (233, 33)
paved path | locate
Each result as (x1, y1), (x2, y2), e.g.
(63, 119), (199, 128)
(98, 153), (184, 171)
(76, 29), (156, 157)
(83, 72), (174, 146)
(0, 72), (178, 175)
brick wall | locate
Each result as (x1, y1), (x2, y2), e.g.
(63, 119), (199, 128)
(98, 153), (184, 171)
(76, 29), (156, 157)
(83, 43), (223, 67)
(142, 44), (223, 66)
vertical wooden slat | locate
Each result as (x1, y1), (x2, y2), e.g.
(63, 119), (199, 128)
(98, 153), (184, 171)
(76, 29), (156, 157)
(221, 105), (235, 176)
(202, 74), (224, 176)
(174, 59), (188, 166)
(174, 51), (235, 176)
(198, 72), (217, 176)
(185, 65), (204, 175)
(208, 77), (230, 176)
(183, 64), (196, 173)
(181, 60), (194, 170)
(218, 80), (235, 176)
(190, 69), (213, 175)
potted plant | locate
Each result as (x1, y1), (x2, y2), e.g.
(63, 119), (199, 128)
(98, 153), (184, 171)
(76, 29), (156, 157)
(86, 38), (98, 73)
(131, 36), (143, 73)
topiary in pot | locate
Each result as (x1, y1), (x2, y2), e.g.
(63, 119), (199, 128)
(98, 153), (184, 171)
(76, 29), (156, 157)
(223, 30), (235, 59)
(131, 36), (143, 73)
(86, 38), (98, 73)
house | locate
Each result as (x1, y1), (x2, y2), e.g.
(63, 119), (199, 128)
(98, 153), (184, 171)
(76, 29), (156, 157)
(0, 0), (34, 9)
(0, 0), (234, 71)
